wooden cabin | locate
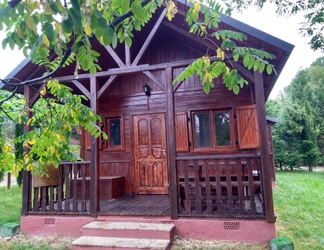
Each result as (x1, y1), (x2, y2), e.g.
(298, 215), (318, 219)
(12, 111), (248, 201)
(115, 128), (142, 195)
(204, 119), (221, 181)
(5, 0), (293, 244)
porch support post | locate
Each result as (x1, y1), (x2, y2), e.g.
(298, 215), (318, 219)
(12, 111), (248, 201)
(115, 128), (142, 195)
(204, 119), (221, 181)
(90, 76), (100, 217)
(254, 71), (275, 223)
(165, 67), (178, 219)
(22, 85), (32, 216)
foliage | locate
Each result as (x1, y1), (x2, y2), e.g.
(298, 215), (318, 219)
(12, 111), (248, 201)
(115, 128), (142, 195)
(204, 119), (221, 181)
(274, 169), (324, 249)
(266, 56), (324, 170)
(15, 123), (23, 186)
(0, 0), (276, 175)
(230, 0), (324, 51)
(0, 123), (4, 183)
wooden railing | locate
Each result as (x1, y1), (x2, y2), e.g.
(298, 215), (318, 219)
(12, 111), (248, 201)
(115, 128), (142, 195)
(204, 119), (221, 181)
(28, 161), (91, 215)
(176, 155), (265, 218)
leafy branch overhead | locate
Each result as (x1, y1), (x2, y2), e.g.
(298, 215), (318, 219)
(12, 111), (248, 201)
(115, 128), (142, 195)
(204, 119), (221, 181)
(0, 0), (276, 174)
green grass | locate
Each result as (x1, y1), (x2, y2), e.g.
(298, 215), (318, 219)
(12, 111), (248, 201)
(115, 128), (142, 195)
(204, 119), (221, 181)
(0, 185), (22, 226)
(274, 169), (324, 250)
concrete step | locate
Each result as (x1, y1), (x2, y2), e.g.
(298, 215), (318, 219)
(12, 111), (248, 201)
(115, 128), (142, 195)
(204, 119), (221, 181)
(71, 236), (171, 250)
(82, 221), (175, 241)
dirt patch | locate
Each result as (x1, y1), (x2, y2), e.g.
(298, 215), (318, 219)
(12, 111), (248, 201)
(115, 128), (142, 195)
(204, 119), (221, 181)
(0, 234), (75, 249)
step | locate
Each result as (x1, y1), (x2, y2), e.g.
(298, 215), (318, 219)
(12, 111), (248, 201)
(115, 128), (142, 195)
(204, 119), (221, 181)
(71, 236), (171, 250)
(82, 221), (175, 241)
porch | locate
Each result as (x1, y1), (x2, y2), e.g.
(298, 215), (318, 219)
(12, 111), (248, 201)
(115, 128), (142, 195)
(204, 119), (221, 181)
(23, 154), (265, 219)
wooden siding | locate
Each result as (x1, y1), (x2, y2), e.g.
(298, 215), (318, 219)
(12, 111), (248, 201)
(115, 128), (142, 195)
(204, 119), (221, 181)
(82, 37), (257, 194)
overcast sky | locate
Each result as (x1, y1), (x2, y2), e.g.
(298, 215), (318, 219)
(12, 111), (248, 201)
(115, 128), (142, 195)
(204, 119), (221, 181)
(0, 3), (322, 99)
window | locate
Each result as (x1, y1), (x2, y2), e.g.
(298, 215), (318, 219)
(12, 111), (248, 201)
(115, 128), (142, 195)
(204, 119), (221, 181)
(192, 109), (234, 150)
(104, 116), (124, 151)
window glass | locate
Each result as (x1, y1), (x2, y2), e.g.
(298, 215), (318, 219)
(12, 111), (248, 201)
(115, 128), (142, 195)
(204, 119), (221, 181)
(194, 113), (211, 147)
(214, 112), (231, 146)
(109, 119), (121, 147)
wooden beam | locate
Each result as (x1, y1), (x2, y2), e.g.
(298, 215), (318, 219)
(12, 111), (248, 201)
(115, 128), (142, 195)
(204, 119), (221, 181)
(143, 71), (165, 92)
(165, 67), (178, 219)
(132, 8), (167, 66)
(105, 45), (125, 67)
(125, 42), (131, 66)
(29, 83), (45, 107)
(254, 71), (275, 223)
(48, 57), (220, 83)
(22, 85), (33, 216)
(72, 80), (91, 99)
(90, 76), (100, 217)
(97, 75), (117, 99)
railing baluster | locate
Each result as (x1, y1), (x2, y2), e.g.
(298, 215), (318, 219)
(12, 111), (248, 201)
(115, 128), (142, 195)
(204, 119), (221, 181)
(247, 158), (256, 214)
(33, 187), (39, 211)
(204, 160), (212, 214)
(225, 159), (233, 214)
(65, 164), (70, 212)
(81, 163), (86, 212)
(236, 158), (245, 214)
(183, 160), (191, 214)
(215, 159), (222, 215)
(41, 187), (47, 212)
(72, 163), (78, 212)
(49, 186), (54, 211)
(193, 160), (201, 214)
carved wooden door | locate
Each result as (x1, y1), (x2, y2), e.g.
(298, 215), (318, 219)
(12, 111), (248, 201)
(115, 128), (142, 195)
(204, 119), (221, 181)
(133, 113), (168, 194)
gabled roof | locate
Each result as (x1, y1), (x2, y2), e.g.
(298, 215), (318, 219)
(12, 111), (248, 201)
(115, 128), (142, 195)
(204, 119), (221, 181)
(3, 1), (293, 99)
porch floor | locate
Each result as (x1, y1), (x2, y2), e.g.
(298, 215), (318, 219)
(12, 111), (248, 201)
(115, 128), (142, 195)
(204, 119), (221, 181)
(99, 194), (170, 216)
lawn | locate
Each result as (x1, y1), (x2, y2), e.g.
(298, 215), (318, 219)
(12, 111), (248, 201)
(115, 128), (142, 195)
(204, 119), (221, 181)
(273, 169), (324, 250)
(1, 169), (324, 249)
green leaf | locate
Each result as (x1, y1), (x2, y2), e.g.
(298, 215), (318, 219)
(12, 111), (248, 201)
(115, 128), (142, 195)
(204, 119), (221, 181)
(112, 32), (118, 48)
(131, 2), (145, 20)
(266, 64), (272, 75)
(71, 0), (80, 10)
(253, 60), (260, 71)
(90, 13), (98, 30)
(259, 62), (265, 73)
(102, 133), (108, 140)
(62, 17), (73, 33)
(120, 0), (130, 14)
(243, 55), (249, 67)
(233, 52), (239, 62)
(90, 65), (96, 75)
(233, 84), (239, 95)
(248, 57), (255, 70)
(2, 38), (7, 50)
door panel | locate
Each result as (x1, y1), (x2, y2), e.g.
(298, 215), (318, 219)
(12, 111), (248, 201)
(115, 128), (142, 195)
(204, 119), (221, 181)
(134, 113), (168, 194)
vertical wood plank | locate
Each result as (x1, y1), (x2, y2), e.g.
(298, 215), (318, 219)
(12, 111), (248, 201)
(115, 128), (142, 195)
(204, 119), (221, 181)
(254, 71), (275, 222)
(41, 187), (47, 212)
(57, 165), (63, 212)
(22, 85), (32, 215)
(204, 160), (212, 214)
(236, 158), (245, 214)
(65, 164), (70, 212)
(90, 76), (100, 216)
(73, 163), (78, 212)
(247, 158), (256, 214)
(49, 186), (54, 211)
(193, 160), (201, 214)
(215, 160), (222, 214)
(225, 159), (233, 214)
(183, 160), (191, 214)
(81, 163), (86, 212)
(166, 67), (178, 219)
(33, 187), (39, 211)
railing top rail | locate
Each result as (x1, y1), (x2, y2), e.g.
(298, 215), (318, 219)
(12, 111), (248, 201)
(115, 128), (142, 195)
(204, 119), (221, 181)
(59, 160), (91, 165)
(176, 154), (261, 161)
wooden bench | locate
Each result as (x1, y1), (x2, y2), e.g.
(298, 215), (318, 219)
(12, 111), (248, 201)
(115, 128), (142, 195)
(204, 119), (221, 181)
(70, 176), (124, 200)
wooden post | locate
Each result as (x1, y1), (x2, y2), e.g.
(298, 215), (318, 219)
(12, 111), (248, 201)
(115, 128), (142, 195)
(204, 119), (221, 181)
(165, 67), (178, 219)
(254, 71), (275, 223)
(22, 85), (32, 215)
(7, 172), (11, 190)
(90, 76), (100, 217)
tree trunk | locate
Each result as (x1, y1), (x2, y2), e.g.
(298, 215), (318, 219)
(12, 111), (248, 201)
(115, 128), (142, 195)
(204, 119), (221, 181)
(308, 165), (313, 172)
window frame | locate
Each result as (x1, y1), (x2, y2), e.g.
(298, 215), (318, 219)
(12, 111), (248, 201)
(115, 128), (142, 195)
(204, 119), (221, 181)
(103, 115), (125, 151)
(191, 109), (235, 152)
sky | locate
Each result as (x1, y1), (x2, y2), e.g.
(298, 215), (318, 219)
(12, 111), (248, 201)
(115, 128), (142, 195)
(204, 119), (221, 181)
(0, 3), (322, 99)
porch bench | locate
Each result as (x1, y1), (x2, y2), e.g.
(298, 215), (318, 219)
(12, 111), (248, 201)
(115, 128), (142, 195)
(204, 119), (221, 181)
(70, 176), (124, 200)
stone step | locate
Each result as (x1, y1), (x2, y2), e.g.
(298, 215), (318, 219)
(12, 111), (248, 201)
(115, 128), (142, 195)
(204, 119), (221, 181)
(82, 221), (175, 241)
(71, 236), (172, 250)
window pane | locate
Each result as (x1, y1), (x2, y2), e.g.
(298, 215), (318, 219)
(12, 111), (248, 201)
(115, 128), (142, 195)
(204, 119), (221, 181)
(109, 119), (121, 147)
(214, 112), (231, 146)
(194, 113), (211, 147)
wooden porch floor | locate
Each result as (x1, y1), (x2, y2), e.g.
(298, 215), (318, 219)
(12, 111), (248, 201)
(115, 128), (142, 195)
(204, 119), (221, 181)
(99, 194), (170, 216)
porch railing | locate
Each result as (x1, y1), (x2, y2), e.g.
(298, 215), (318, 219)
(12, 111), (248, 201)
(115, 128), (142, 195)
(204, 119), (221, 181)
(28, 161), (91, 215)
(176, 155), (265, 218)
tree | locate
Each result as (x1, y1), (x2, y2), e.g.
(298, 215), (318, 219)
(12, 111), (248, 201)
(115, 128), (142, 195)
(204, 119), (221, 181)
(232, 0), (324, 51)
(0, 0), (276, 175)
